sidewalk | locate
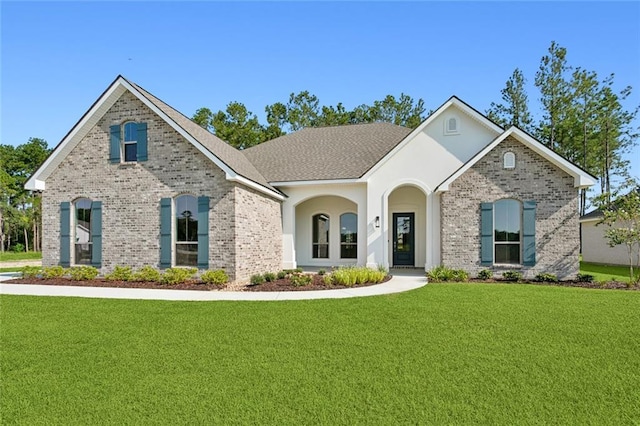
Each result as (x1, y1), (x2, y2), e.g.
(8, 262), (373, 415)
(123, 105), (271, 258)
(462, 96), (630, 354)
(0, 259), (42, 268)
(0, 270), (427, 301)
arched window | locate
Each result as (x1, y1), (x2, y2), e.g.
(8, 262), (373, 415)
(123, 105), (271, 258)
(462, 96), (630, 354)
(123, 121), (138, 162)
(503, 152), (516, 169)
(74, 198), (93, 265)
(312, 214), (329, 259)
(494, 199), (521, 264)
(444, 115), (460, 135)
(340, 213), (357, 259)
(175, 195), (198, 266)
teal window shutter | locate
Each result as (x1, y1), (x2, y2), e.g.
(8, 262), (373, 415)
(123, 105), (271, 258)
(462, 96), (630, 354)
(197, 196), (210, 269)
(480, 202), (493, 265)
(60, 202), (71, 267)
(137, 122), (148, 161)
(109, 125), (121, 163)
(523, 200), (536, 266)
(91, 201), (102, 268)
(160, 198), (172, 268)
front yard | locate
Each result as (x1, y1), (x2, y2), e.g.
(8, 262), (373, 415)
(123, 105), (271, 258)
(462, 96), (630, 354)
(1, 284), (638, 424)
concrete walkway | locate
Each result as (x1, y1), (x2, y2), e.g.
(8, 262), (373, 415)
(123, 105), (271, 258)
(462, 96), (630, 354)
(0, 269), (427, 301)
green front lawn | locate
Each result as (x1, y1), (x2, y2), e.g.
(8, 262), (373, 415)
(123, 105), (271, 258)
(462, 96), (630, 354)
(0, 251), (42, 262)
(580, 261), (633, 282)
(2, 285), (639, 424)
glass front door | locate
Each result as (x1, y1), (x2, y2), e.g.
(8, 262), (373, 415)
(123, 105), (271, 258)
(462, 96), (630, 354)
(393, 213), (415, 266)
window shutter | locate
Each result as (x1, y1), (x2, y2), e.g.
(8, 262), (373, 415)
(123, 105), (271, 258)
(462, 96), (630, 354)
(91, 201), (102, 268)
(197, 196), (210, 269)
(523, 200), (536, 266)
(60, 202), (71, 267)
(109, 125), (121, 163)
(160, 198), (172, 268)
(480, 202), (493, 265)
(137, 122), (148, 161)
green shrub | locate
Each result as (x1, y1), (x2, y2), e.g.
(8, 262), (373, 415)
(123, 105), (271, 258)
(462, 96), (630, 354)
(200, 269), (228, 285)
(132, 266), (161, 282)
(290, 273), (312, 287)
(330, 266), (386, 287)
(318, 269), (326, 276)
(11, 243), (25, 253)
(105, 266), (133, 281)
(42, 266), (66, 279)
(21, 266), (42, 279)
(250, 274), (265, 285)
(294, 267), (303, 273)
(377, 264), (388, 274)
(427, 265), (468, 282)
(263, 272), (277, 282)
(322, 274), (333, 286)
(576, 273), (595, 283)
(502, 270), (523, 282)
(69, 266), (99, 281)
(535, 273), (558, 283)
(276, 270), (287, 280)
(477, 269), (493, 280)
(161, 268), (197, 285)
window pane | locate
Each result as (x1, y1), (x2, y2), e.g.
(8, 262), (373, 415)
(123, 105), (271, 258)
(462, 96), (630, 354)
(176, 243), (198, 266)
(494, 199), (521, 242)
(313, 244), (329, 259)
(124, 122), (137, 142)
(495, 244), (520, 264)
(312, 214), (329, 244)
(75, 243), (92, 265)
(176, 195), (198, 242)
(75, 198), (92, 265)
(340, 213), (357, 244)
(124, 142), (137, 162)
(341, 244), (357, 259)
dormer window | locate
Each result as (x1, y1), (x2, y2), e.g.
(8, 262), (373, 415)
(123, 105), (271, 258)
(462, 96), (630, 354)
(503, 152), (516, 169)
(109, 122), (148, 163)
(444, 115), (460, 135)
(123, 122), (138, 162)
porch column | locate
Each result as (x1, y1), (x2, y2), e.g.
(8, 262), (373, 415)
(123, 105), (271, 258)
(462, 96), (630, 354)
(357, 200), (367, 267)
(281, 201), (297, 269)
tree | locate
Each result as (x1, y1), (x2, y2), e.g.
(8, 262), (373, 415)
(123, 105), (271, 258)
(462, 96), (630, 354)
(210, 102), (265, 149)
(368, 93), (425, 128)
(486, 68), (533, 133)
(192, 107), (214, 131)
(593, 179), (640, 284)
(285, 91), (320, 132)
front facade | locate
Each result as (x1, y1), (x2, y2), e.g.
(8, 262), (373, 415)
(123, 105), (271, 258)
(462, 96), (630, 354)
(27, 76), (596, 282)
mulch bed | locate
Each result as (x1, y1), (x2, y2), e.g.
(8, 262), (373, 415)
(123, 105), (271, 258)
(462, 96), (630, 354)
(5, 274), (392, 292)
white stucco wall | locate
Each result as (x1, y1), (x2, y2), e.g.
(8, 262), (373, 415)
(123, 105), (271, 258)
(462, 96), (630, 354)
(581, 220), (633, 266)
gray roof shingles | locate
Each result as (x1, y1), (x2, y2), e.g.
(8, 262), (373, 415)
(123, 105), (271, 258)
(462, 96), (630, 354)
(243, 123), (412, 182)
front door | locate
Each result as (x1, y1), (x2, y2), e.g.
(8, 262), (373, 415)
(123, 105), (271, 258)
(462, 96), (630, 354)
(393, 213), (415, 266)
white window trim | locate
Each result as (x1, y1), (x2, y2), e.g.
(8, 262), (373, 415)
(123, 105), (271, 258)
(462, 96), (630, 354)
(339, 212), (358, 259)
(122, 121), (138, 163)
(503, 152), (516, 169)
(312, 213), (330, 259)
(444, 115), (460, 135)
(493, 199), (522, 266)
(174, 194), (199, 267)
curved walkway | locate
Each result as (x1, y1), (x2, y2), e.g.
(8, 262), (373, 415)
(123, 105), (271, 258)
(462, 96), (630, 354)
(0, 271), (427, 301)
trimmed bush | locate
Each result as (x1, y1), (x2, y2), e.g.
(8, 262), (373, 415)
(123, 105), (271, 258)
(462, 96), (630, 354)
(250, 274), (265, 285)
(294, 267), (303, 273)
(426, 265), (468, 282)
(200, 269), (228, 285)
(161, 268), (197, 285)
(502, 270), (523, 282)
(330, 266), (386, 287)
(263, 272), (277, 282)
(535, 273), (558, 283)
(477, 269), (493, 280)
(276, 270), (287, 280)
(42, 266), (66, 279)
(68, 266), (99, 281)
(318, 269), (326, 276)
(322, 274), (333, 286)
(132, 266), (161, 282)
(20, 266), (42, 279)
(576, 273), (595, 283)
(105, 266), (133, 281)
(290, 273), (312, 287)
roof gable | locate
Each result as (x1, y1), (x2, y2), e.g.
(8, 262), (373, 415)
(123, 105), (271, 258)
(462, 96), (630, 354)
(435, 126), (597, 192)
(25, 76), (283, 200)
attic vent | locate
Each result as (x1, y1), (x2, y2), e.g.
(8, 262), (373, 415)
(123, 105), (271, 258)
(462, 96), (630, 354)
(504, 152), (516, 169)
(444, 116), (460, 135)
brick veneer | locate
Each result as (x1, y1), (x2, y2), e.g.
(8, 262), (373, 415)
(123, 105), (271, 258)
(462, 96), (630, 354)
(440, 137), (580, 279)
(42, 91), (282, 282)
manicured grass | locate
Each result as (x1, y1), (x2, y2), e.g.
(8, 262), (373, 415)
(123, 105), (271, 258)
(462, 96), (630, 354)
(1, 285), (639, 424)
(581, 261), (633, 282)
(0, 267), (21, 273)
(0, 251), (42, 262)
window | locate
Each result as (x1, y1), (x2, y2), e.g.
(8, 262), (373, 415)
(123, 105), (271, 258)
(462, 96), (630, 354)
(74, 198), (93, 265)
(503, 152), (516, 169)
(175, 195), (198, 266)
(123, 122), (138, 162)
(444, 115), (460, 135)
(340, 213), (357, 259)
(494, 199), (521, 264)
(312, 214), (329, 258)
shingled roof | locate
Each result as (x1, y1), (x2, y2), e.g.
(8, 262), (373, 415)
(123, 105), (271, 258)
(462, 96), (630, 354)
(243, 123), (412, 183)
(126, 79), (277, 192)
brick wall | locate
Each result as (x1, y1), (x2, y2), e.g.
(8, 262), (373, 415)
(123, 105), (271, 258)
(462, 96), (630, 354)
(440, 137), (580, 279)
(42, 91), (282, 282)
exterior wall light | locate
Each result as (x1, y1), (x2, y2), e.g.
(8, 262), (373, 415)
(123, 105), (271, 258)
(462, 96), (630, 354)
(375, 216), (380, 228)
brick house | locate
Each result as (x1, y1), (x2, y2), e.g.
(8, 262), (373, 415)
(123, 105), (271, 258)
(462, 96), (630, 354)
(26, 76), (596, 281)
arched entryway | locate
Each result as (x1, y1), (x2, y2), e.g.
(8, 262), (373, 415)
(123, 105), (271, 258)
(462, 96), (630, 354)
(387, 185), (427, 268)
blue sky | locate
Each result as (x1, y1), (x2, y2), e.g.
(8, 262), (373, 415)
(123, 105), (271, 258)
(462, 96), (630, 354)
(2, 1), (639, 183)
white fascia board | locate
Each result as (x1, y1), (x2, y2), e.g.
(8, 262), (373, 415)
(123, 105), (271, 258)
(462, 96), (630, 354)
(270, 178), (362, 187)
(361, 97), (503, 180)
(229, 175), (286, 200)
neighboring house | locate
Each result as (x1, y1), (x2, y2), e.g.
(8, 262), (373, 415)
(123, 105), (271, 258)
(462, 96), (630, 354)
(26, 76), (596, 281)
(580, 210), (629, 265)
